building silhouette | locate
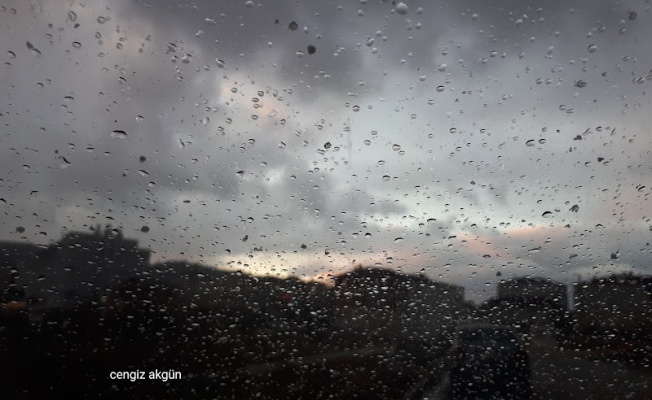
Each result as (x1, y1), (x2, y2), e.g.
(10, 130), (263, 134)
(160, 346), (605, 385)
(574, 273), (652, 337)
(0, 225), (151, 317)
(331, 266), (465, 340)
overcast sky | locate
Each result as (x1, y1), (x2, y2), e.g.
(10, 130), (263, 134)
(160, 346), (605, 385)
(1, 0), (651, 301)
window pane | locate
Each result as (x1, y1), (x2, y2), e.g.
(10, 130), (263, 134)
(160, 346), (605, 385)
(1, 1), (650, 398)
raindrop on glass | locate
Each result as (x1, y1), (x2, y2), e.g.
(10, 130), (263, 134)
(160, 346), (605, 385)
(111, 130), (127, 139)
(395, 2), (408, 15)
(59, 156), (72, 168)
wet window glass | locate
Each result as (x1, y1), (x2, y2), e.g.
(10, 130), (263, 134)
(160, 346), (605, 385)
(1, 1), (651, 399)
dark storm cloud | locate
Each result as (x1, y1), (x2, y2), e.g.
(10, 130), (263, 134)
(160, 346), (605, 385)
(1, 0), (651, 300)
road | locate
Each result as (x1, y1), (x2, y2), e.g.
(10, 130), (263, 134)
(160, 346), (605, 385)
(422, 340), (651, 400)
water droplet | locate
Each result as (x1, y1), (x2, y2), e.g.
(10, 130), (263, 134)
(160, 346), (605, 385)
(111, 130), (127, 139)
(236, 170), (245, 177)
(139, 156), (146, 163)
(324, 142), (332, 149)
(638, 185), (646, 192)
(575, 80), (587, 88)
(392, 144), (401, 151)
(538, 138), (546, 144)
(201, 117), (210, 126)
(97, 16), (106, 24)
(542, 211), (552, 218)
(138, 170), (149, 177)
(382, 175), (390, 181)
(136, 115), (144, 122)
(307, 45), (316, 55)
(570, 204), (579, 212)
(181, 54), (192, 63)
(526, 139), (536, 146)
(363, 139), (371, 145)
(394, 237), (404, 242)
(395, 2), (408, 15)
(288, 21), (298, 31)
(483, 254), (491, 258)
(59, 156), (72, 168)
(352, 105), (360, 112)
(587, 44), (597, 53)
(72, 41), (81, 49)
(436, 85), (445, 92)
(16, 226), (25, 233)
(141, 226), (150, 233)
(67, 11), (77, 22)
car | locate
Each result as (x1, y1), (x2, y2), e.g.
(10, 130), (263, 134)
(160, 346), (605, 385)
(450, 323), (532, 399)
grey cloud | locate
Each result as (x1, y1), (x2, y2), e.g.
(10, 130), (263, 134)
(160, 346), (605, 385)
(1, 0), (650, 301)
